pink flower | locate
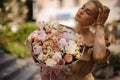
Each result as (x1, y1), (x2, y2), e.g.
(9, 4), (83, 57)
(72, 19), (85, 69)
(31, 33), (38, 39)
(37, 30), (46, 41)
(57, 59), (65, 65)
(58, 38), (67, 46)
(64, 54), (73, 63)
(37, 30), (44, 35)
(38, 21), (44, 30)
(52, 52), (62, 62)
(63, 32), (71, 42)
(52, 43), (60, 52)
(27, 30), (39, 41)
(56, 33), (63, 40)
(33, 45), (42, 55)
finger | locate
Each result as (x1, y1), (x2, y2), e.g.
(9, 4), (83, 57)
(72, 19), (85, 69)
(105, 6), (110, 13)
(98, 7), (103, 14)
(102, 6), (106, 14)
(104, 6), (110, 17)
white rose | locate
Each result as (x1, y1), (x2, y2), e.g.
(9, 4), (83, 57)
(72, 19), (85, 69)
(65, 40), (77, 54)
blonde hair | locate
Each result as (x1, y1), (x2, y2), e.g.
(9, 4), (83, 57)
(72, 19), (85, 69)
(88, 0), (103, 19)
(89, 0), (103, 8)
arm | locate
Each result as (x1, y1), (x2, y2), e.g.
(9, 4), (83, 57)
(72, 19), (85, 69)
(93, 25), (106, 63)
(93, 6), (110, 63)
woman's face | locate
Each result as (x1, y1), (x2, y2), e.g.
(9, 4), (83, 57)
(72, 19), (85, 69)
(75, 2), (99, 26)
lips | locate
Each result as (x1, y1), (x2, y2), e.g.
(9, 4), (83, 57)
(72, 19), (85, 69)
(77, 14), (81, 18)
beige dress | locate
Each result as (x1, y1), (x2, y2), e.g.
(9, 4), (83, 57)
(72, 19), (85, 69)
(37, 44), (110, 80)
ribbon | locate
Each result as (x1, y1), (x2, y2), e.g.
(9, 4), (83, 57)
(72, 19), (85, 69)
(41, 67), (60, 80)
(49, 69), (60, 80)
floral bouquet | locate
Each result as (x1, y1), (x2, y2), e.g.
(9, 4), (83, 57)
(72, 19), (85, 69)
(27, 22), (85, 67)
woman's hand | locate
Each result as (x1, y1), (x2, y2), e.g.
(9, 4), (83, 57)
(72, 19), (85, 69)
(93, 6), (110, 63)
(96, 6), (110, 26)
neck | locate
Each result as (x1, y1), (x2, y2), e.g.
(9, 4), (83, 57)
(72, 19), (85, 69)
(75, 23), (90, 35)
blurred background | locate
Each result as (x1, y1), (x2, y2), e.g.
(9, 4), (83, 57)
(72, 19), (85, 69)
(0, 0), (120, 80)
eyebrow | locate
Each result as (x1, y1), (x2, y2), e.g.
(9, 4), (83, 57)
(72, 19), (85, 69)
(83, 4), (94, 15)
(82, 5), (85, 8)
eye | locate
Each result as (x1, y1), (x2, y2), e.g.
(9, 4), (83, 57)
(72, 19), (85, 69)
(86, 9), (92, 15)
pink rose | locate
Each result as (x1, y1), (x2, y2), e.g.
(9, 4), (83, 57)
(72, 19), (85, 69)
(52, 43), (60, 52)
(63, 32), (71, 42)
(31, 33), (38, 39)
(56, 33), (63, 40)
(38, 21), (44, 30)
(52, 52), (62, 62)
(37, 30), (46, 41)
(64, 54), (73, 63)
(27, 30), (39, 41)
(33, 45), (42, 55)
(57, 59), (65, 65)
(58, 38), (67, 46)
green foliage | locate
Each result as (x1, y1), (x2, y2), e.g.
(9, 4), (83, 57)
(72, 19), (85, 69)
(0, 22), (38, 58)
(6, 42), (31, 58)
(11, 22), (38, 43)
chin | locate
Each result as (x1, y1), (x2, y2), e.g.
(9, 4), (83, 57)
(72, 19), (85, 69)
(74, 17), (79, 22)
(74, 17), (81, 24)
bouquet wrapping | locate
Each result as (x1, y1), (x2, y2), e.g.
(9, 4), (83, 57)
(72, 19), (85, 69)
(26, 22), (85, 80)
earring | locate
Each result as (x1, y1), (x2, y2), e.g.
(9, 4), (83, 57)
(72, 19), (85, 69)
(89, 26), (96, 33)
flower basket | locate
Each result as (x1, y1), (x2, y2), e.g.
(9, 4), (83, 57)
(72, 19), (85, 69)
(26, 22), (85, 80)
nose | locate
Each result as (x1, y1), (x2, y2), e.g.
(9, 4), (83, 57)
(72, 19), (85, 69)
(79, 9), (85, 15)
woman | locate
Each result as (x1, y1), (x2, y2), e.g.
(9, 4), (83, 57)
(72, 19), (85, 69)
(64, 0), (110, 80)
(32, 0), (110, 80)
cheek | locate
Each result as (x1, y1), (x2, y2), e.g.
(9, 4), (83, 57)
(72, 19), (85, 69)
(75, 14), (95, 26)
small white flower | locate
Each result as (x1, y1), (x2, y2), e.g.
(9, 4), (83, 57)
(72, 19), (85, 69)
(38, 52), (44, 60)
(51, 29), (57, 34)
(62, 27), (68, 32)
(45, 58), (57, 66)
(53, 24), (59, 29)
